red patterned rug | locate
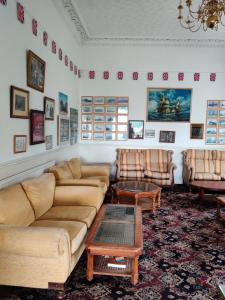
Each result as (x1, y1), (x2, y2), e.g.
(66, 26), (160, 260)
(0, 187), (224, 300)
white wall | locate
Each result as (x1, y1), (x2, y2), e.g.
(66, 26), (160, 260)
(0, 0), (81, 181)
(79, 45), (225, 183)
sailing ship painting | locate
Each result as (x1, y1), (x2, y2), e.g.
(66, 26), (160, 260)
(147, 88), (192, 122)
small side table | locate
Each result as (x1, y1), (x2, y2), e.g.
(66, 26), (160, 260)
(217, 197), (225, 221)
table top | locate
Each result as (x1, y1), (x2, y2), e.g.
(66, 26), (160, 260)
(190, 180), (225, 191)
(112, 180), (160, 193)
(86, 204), (143, 252)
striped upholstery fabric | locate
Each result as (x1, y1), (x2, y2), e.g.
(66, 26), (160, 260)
(144, 149), (171, 172)
(144, 170), (170, 179)
(194, 173), (221, 180)
(145, 177), (172, 186)
(213, 150), (225, 175)
(120, 150), (144, 171)
(120, 164), (143, 171)
(186, 149), (215, 175)
(119, 170), (144, 179)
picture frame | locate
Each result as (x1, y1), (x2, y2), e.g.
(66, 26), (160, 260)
(105, 97), (117, 104)
(105, 115), (116, 123)
(45, 135), (53, 150)
(118, 115), (128, 123)
(128, 120), (144, 139)
(82, 115), (93, 123)
(44, 97), (55, 120)
(118, 106), (128, 114)
(106, 106), (117, 114)
(70, 108), (78, 145)
(59, 92), (68, 115)
(94, 115), (105, 122)
(117, 132), (128, 140)
(105, 133), (116, 141)
(190, 124), (204, 139)
(57, 116), (70, 145)
(93, 132), (105, 140)
(82, 106), (92, 114)
(94, 106), (105, 114)
(14, 135), (27, 154)
(159, 130), (175, 143)
(118, 124), (128, 132)
(82, 124), (92, 131)
(207, 110), (218, 117)
(208, 100), (219, 108)
(10, 86), (29, 119)
(145, 129), (155, 139)
(147, 88), (192, 122)
(30, 110), (45, 145)
(206, 127), (217, 135)
(117, 97), (129, 104)
(206, 136), (217, 144)
(93, 97), (104, 105)
(82, 132), (92, 140)
(81, 96), (93, 105)
(207, 119), (217, 126)
(27, 50), (46, 92)
(94, 124), (105, 131)
(105, 124), (116, 132)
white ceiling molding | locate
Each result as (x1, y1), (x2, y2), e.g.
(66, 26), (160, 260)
(59, 0), (225, 48)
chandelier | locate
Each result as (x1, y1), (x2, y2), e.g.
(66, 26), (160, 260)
(177, 0), (225, 32)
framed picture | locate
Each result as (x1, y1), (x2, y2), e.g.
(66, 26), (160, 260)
(207, 110), (218, 117)
(59, 92), (68, 115)
(159, 130), (175, 143)
(106, 115), (116, 123)
(190, 124), (204, 139)
(45, 135), (53, 150)
(219, 128), (225, 135)
(44, 97), (55, 120)
(94, 106), (105, 114)
(106, 106), (117, 114)
(105, 124), (116, 132)
(93, 132), (105, 140)
(105, 133), (116, 141)
(207, 119), (217, 126)
(117, 132), (128, 140)
(58, 116), (69, 145)
(206, 127), (217, 135)
(128, 120), (144, 139)
(145, 129), (155, 139)
(208, 100), (219, 108)
(82, 132), (92, 140)
(82, 106), (92, 114)
(10, 86), (29, 119)
(81, 96), (93, 105)
(220, 120), (225, 126)
(14, 135), (27, 154)
(82, 114), (93, 123)
(94, 124), (105, 131)
(118, 124), (128, 132)
(105, 97), (117, 104)
(118, 115), (128, 123)
(219, 110), (225, 117)
(27, 50), (45, 92)
(94, 115), (105, 122)
(147, 88), (192, 122)
(70, 108), (78, 145)
(117, 97), (129, 104)
(219, 137), (225, 144)
(118, 106), (128, 114)
(206, 136), (217, 144)
(220, 101), (225, 108)
(82, 124), (92, 131)
(30, 110), (45, 145)
(93, 97), (104, 105)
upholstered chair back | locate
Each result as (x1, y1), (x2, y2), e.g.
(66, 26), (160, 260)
(144, 149), (172, 172)
(184, 149), (215, 173)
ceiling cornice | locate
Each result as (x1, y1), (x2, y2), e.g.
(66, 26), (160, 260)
(61, 0), (225, 48)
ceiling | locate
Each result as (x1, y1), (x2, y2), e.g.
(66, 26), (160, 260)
(59, 0), (225, 47)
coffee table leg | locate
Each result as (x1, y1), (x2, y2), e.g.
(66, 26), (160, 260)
(87, 253), (94, 281)
(131, 257), (138, 285)
(152, 196), (156, 212)
(217, 201), (221, 221)
(157, 190), (161, 208)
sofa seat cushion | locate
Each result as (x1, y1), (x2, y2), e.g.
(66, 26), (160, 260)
(68, 158), (81, 179)
(194, 173), (221, 180)
(39, 206), (96, 228)
(21, 174), (55, 219)
(31, 220), (87, 254)
(120, 164), (143, 171)
(49, 163), (73, 180)
(0, 184), (35, 226)
(144, 170), (170, 179)
(119, 170), (144, 179)
(83, 175), (109, 188)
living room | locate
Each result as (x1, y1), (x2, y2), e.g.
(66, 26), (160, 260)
(0, 0), (225, 299)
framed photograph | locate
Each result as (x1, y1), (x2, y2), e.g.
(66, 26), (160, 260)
(45, 135), (53, 150)
(27, 50), (46, 92)
(93, 97), (104, 105)
(94, 124), (105, 131)
(70, 108), (78, 145)
(207, 119), (217, 126)
(207, 110), (218, 117)
(118, 115), (128, 123)
(106, 106), (117, 114)
(93, 132), (104, 140)
(159, 130), (175, 143)
(106, 115), (117, 123)
(145, 129), (155, 139)
(219, 120), (225, 126)
(147, 88), (192, 122)
(82, 114), (93, 123)
(14, 135), (27, 154)
(219, 128), (225, 135)
(10, 86), (29, 119)
(44, 97), (55, 120)
(82, 106), (92, 114)
(105, 124), (116, 132)
(190, 124), (204, 139)
(59, 92), (68, 115)
(220, 101), (225, 108)
(219, 110), (225, 117)
(82, 124), (92, 131)
(118, 106), (128, 114)
(105, 133), (116, 141)
(117, 132), (128, 140)
(82, 132), (92, 140)
(118, 124), (128, 132)
(206, 127), (217, 135)
(58, 116), (69, 145)
(208, 100), (219, 108)
(219, 137), (225, 144)
(206, 136), (217, 144)
(128, 120), (144, 139)
(30, 110), (45, 145)
(94, 106), (105, 114)
(81, 96), (93, 105)
(94, 115), (105, 122)
(117, 97), (129, 104)
(105, 97), (116, 104)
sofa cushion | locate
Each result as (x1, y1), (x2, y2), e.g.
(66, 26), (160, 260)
(119, 170), (144, 179)
(68, 158), (81, 179)
(31, 220), (87, 254)
(39, 206), (96, 228)
(194, 173), (221, 180)
(144, 149), (170, 172)
(190, 159), (215, 174)
(120, 164), (143, 171)
(144, 170), (170, 179)
(120, 150), (144, 170)
(82, 175), (109, 188)
(49, 163), (73, 180)
(22, 173), (55, 219)
(0, 184), (35, 226)
(186, 149), (213, 160)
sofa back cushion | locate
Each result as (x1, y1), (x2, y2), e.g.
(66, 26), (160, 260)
(185, 149), (215, 173)
(22, 173), (55, 219)
(68, 158), (82, 179)
(213, 150), (225, 174)
(49, 163), (73, 180)
(144, 149), (171, 172)
(0, 184), (35, 226)
(118, 149), (144, 171)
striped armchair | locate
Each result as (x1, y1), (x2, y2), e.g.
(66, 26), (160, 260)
(182, 149), (221, 185)
(116, 148), (176, 187)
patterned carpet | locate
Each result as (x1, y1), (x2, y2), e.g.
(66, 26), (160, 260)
(0, 187), (225, 300)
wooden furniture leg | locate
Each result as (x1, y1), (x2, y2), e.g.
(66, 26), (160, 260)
(87, 253), (94, 281)
(157, 190), (161, 208)
(217, 200), (221, 221)
(152, 195), (156, 212)
(131, 257), (139, 285)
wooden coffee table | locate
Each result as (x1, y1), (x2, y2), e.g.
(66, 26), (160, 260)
(190, 181), (225, 201)
(85, 204), (143, 285)
(112, 181), (161, 212)
(216, 197), (225, 221)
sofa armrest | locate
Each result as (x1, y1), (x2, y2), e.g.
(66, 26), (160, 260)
(0, 225), (70, 258)
(56, 178), (101, 187)
(183, 162), (194, 185)
(168, 162), (177, 172)
(81, 165), (110, 177)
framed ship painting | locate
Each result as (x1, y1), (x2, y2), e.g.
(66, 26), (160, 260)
(147, 88), (192, 122)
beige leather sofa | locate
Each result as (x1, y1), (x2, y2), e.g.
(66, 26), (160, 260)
(0, 172), (105, 296)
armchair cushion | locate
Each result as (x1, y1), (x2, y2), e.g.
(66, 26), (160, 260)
(22, 174), (55, 219)
(82, 175), (109, 188)
(49, 163), (73, 180)
(194, 173), (221, 180)
(68, 158), (81, 179)
(144, 170), (170, 180)
(31, 220), (87, 254)
(0, 184), (35, 226)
